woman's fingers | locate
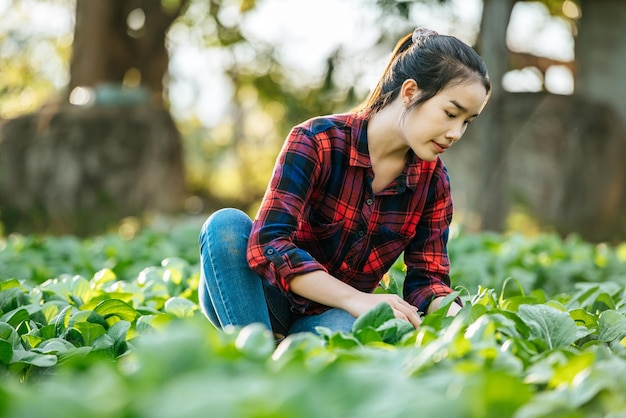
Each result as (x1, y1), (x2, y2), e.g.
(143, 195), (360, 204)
(383, 295), (422, 329)
(350, 293), (422, 329)
(397, 306), (422, 329)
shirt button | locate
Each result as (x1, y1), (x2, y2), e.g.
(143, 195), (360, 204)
(366, 198), (373, 205)
(266, 248), (274, 255)
(358, 230), (365, 237)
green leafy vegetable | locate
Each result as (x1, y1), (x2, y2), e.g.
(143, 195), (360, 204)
(1, 225), (625, 417)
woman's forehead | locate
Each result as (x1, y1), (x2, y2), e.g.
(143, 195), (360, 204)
(437, 81), (489, 113)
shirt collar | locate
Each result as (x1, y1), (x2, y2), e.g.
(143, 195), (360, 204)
(347, 113), (425, 191)
(348, 113), (371, 168)
(404, 151), (424, 191)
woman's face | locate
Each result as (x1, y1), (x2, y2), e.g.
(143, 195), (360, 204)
(400, 80), (489, 162)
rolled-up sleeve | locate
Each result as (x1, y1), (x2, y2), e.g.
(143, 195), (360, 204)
(247, 127), (327, 308)
(403, 163), (457, 313)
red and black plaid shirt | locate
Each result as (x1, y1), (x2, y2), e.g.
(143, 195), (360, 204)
(247, 113), (455, 315)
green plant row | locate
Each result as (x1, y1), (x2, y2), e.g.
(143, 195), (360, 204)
(0, 221), (201, 285)
(378, 231), (626, 300)
(2, 226), (625, 295)
(1, 284), (625, 418)
(0, 257), (200, 382)
(0, 227), (625, 417)
(448, 232), (626, 297)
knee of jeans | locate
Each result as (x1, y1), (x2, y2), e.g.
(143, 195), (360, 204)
(199, 208), (252, 245)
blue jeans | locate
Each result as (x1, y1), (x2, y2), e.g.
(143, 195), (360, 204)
(198, 208), (355, 336)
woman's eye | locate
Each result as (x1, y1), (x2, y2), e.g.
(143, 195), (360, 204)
(445, 111), (455, 118)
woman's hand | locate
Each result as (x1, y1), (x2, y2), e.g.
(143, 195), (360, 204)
(289, 271), (422, 329)
(344, 292), (423, 329)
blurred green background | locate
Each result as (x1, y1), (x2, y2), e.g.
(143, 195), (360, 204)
(0, 0), (624, 242)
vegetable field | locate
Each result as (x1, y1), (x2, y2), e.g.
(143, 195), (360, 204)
(1, 223), (625, 418)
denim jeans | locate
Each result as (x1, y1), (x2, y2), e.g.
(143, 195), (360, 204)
(198, 208), (355, 336)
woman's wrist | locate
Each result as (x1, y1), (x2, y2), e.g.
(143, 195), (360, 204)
(427, 296), (462, 316)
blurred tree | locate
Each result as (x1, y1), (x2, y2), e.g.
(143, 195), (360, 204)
(446, 0), (626, 242)
(69, 0), (183, 106)
(0, 0), (197, 235)
(575, 0), (626, 123)
(0, 0), (354, 233)
(472, 0), (585, 232)
(177, 14), (357, 215)
(472, 0), (516, 232)
(2, 0), (624, 241)
(0, 0), (73, 119)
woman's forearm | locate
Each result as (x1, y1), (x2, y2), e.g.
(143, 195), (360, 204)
(289, 270), (423, 328)
(289, 270), (361, 312)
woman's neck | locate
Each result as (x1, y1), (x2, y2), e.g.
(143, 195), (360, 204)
(366, 100), (412, 193)
(366, 100), (409, 163)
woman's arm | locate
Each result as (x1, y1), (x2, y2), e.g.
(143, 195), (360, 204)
(403, 162), (461, 314)
(427, 296), (462, 316)
(290, 270), (423, 329)
(246, 126), (328, 301)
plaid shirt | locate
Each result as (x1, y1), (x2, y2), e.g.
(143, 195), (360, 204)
(247, 112), (455, 315)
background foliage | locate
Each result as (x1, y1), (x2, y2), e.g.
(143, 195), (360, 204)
(5, 0), (608, 231)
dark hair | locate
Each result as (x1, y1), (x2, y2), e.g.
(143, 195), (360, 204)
(358, 28), (491, 115)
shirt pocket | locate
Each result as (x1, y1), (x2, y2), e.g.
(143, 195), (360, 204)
(294, 217), (346, 267)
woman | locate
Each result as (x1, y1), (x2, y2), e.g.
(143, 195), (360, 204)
(198, 28), (491, 337)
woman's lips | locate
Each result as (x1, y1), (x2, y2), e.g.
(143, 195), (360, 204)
(433, 142), (449, 153)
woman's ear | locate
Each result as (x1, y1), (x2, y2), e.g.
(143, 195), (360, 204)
(400, 79), (419, 104)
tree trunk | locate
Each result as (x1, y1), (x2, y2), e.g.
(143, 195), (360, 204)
(70, 0), (187, 105)
(444, 91), (626, 243)
(0, 0), (190, 236)
(0, 106), (186, 236)
(472, 0), (516, 231)
(575, 0), (626, 123)
(443, 0), (626, 242)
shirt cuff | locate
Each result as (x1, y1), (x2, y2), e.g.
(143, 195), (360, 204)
(405, 284), (461, 313)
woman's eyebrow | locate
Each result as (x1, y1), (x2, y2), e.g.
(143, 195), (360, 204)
(450, 100), (478, 117)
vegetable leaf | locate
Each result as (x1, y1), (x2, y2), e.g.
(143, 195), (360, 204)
(518, 304), (580, 350)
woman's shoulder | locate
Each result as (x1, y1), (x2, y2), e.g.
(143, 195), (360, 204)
(288, 113), (368, 157)
(295, 112), (365, 136)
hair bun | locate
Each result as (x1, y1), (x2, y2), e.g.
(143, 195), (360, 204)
(411, 28), (438, 46)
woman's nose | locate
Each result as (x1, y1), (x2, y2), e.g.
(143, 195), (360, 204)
(445, 123), (464, 142)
